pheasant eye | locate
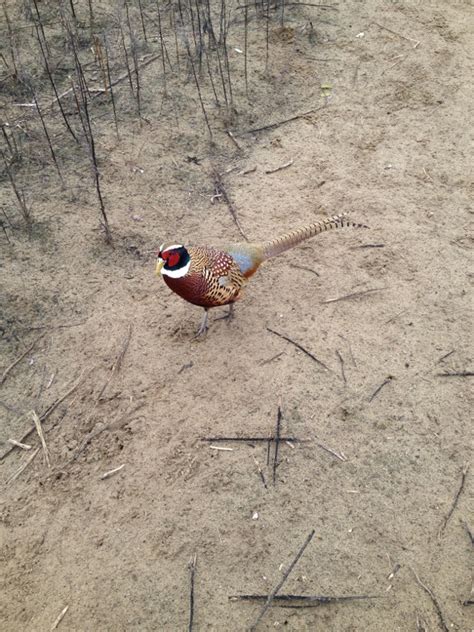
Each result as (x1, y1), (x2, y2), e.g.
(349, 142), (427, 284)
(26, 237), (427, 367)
(167, 252), (180, 267)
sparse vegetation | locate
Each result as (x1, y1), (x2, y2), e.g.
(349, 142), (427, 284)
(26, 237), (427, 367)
(1, 0), (335, 240)
(0, 2), (471, 630)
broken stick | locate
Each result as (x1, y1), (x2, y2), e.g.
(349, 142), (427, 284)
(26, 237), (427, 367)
(50, 605), (69, 631)
(411, 568), (450, 632)
(231, 593), (379, 606)
(272, 404), (282, 485)
(249, 530), (315, 630)
(438, 465), (469, 537)
(31, 410), (51, 468)
(266, 328), (330, 371)
(188, 553), (197, 632)
(265, 159), (293, 174)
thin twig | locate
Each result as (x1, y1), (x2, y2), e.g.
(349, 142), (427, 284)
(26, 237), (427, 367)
(236, 2), (337, 10)
(204, 41), (219, 106)
(371, 21), (420, 48)
(252, 455), (267, 489)
(33, 93), (63, 181)
(185, 37), (212, 140)
(178, 362), (194, 374)
(188, 553), (197, 632)
(241, 106), (325, 135)
(1, 218), (11, 243)
(438, 465), (469, 537)
(213, 28), (229, 109)
(243, 6), (249, 99)
(118, 18), (134, 97)
(74, 52), (112, 242)
(0, 334), (44, 386)
(227, 129), (242, 150)
(293, 265), (319, 277)
(322, 288), (384, 304)
(266, 328), (329, 371)
(265, 159), (294, 174)
(436, 371), (473, 378)
(280, 0), (286, 27)
(368, 376), (393, 402)
(265, 0), (270, 71)
(40, 370), (88, 423)
(231, 593), (379, 606)
(436, 350), (455, 363)
(221, 13), (234, 108)
(92, 34), (108, 96)
(1, 149), (32, 223)
(100, 464), (125, 480)
(103, 33), (119, 140)
(461, 520), (474, 545)
(201, 436), (304, 443)
(357, 243), (385, 248)
(1, 125), (16, 158)
(272, 404), (282, 485)
(249, 530), (315, 630)
(416, 612), (428, 631)
(3, 3), (18, 77)
(31, 410), (51, 468)
(91, 53), (161, 93)
(50, 605), (69, 631)
(126, 4), (142, 124)
(7, 439), (32, 450)
(5, 448), (40, 485)
(314, 438), (346, 462)
(21, 320), (87, 331)
(410, 568), (450, 632)
(385, 308), (409, 325)
(259, 352), (285, 366)
(387, 562), (401, 580)
(137, 0), (148, 40)
(336, 350), (346, 384)
(34, 20), (77, 143)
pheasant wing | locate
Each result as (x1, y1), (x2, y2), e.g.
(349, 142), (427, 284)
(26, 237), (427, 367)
(191, 247), (246, 307)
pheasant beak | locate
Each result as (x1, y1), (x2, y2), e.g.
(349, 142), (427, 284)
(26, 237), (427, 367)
(155, 259), (164, 275)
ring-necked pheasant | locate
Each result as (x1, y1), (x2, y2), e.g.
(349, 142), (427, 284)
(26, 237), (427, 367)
(156, 214), (367, 336)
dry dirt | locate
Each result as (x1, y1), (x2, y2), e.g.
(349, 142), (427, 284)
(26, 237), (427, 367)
(0, 1), (473, 630)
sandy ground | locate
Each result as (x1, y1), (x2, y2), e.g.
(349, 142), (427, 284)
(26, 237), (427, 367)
(0, 1), (472, 630)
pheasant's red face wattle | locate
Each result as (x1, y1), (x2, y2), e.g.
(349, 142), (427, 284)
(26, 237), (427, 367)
(163, 251), (180, 267)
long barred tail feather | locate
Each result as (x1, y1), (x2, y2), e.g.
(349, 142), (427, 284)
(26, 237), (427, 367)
(261, 213), (368, 260)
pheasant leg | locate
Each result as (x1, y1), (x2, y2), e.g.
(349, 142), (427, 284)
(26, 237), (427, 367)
(215, 303), (235, 323)
(194, 309), (209, 338)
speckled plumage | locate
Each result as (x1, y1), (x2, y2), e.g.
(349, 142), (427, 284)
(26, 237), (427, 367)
(163, 245), (253, 308)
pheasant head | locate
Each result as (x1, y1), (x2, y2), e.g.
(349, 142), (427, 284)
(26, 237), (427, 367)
(156, 244), (191, 279)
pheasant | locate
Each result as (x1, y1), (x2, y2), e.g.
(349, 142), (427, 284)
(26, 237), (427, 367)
(156, 214), (367, 336)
